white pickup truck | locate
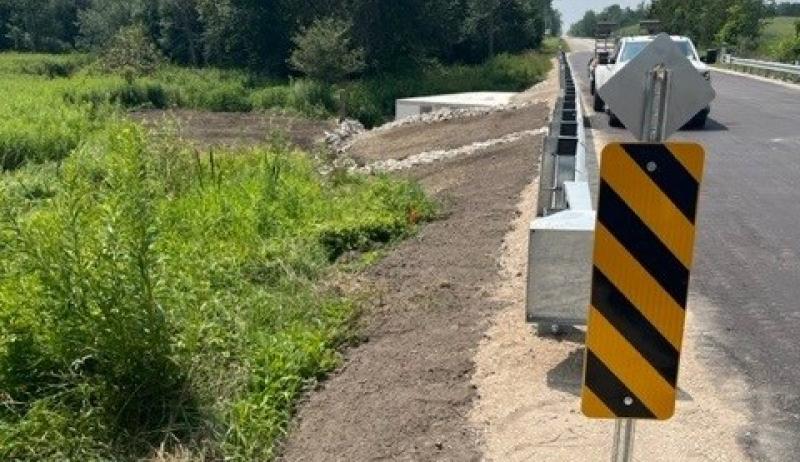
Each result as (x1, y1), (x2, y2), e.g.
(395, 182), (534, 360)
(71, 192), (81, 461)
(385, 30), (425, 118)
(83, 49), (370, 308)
(592, 35), (712, 128)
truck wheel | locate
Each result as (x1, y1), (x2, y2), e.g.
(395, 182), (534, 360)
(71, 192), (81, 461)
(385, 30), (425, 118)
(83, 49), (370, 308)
(593, 93), (604, 112)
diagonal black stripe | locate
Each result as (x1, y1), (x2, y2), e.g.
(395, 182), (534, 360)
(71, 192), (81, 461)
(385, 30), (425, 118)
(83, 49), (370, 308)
(620, 143), (700, 224)
(592, 267), (680, 387)
(585, 350), (656, 419)
(598, 180), (690, 307)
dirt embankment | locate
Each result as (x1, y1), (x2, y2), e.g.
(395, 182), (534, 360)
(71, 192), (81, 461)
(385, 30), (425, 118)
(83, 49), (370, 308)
(347, 105), (550, 165)
(131, 109), (335, 151)
(280, 134), (546, 461)
(279, 68), (556, 460)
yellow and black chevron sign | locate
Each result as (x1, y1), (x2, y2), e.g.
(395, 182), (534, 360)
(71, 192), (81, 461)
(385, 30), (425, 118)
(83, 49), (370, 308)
(581, 142), (705, 420)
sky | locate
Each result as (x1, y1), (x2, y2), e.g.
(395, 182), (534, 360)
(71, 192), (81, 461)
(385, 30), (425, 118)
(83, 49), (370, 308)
(553, 0), (646, 31)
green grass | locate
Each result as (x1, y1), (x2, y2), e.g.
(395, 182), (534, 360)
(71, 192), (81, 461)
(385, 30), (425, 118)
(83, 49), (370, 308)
(0, 74), (105, 170)
(0, 124), (435, 460)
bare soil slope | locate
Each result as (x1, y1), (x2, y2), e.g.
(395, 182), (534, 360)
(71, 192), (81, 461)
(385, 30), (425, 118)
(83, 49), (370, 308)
(347, 104), (549, 164)
(279, 136), (544, 461)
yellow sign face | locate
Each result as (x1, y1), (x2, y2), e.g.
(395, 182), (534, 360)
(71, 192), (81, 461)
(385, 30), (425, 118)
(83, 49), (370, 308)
(581, 142), (705, 420)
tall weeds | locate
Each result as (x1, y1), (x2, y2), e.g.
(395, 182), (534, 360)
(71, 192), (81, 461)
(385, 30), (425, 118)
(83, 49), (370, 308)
(0, 123), (434, 460)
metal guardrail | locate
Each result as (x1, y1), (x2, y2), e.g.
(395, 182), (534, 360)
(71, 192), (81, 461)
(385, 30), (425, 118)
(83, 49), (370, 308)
(722, 55), (800, 77)
(527, 52), (595, 334)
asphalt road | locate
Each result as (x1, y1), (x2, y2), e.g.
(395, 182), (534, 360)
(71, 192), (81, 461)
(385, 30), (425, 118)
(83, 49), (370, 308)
(568, 45), (800, 461)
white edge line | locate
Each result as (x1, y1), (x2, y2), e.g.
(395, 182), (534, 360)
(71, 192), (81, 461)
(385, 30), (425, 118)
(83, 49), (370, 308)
(712, 66), (800, 92)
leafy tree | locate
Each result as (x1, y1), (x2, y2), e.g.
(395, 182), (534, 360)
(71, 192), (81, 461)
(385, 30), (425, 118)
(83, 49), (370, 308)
(0, 0), (558, 74)
(569, 2), (649, 37)
(3, 0), (82, 51)
(289, 17), (365, 84)
(464, 0), (545, 59)
(569, 10), (597, 37)
(98, 24), (164, 79)
(464, 0), (507, 58)
(157, 0), (203, 65)
(289, 17), (365, 120)
(547, 7), (562, 36)
(766, 1), (800, 17)
(195, 0), (292, 72)
(0, 0), (12, 49)
(77, 0), (144, 51)
(716, 0), (765, 50)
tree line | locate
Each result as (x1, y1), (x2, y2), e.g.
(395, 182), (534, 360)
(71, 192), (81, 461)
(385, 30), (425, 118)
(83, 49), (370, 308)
(568, 0), (793, 49)
(766, 1), (800, 17)
(0, 0), (561, 76)
(567, 3), (648, 38)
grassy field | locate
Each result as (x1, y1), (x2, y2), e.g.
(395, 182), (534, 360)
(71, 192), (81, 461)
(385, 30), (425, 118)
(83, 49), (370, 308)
(0, 52), (437, 460)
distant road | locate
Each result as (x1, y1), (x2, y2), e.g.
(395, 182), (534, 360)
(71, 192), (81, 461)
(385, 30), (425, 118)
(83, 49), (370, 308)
(567, 37), (800, 461)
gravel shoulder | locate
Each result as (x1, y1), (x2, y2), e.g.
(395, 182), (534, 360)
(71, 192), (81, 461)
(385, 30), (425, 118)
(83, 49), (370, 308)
(468, 179), (752, 462)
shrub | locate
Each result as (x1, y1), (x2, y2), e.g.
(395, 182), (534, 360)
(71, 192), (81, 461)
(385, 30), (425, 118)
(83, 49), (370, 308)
(343, 84), (384, 128)
(0, 54), (91, 77)
(287, 79), (336, 117)
(62, 79), (177, 110)
(189, 83), (253, 112)
(251, 86), (290, 110)
(772, 36), (800, 63)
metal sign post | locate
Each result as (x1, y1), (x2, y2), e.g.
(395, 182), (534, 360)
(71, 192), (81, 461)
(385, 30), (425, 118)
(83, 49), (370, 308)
(609, 62), (671, 462)
(612, 418), (636, 461)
